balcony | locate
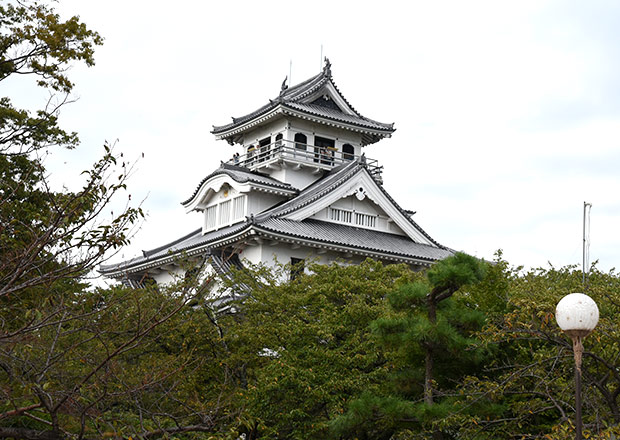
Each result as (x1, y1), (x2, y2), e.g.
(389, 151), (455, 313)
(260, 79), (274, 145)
(226, 139), (383, 182)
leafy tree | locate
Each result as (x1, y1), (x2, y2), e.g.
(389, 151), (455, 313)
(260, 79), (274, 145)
(330, 252), (488, 439)
(452, 258), (620, 439)
(0, 0), (102, 155)
(216, 259), (417, 439)
(0, 2), (241, 439)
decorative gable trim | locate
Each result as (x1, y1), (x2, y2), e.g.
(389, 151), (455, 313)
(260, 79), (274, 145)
(183, 170), (297, 213)
(296, 81), (357, 117)
(282, 170), (435, 246)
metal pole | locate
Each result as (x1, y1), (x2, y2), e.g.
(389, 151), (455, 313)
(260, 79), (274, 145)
(582, 202), (592, 286)
(583, 202), (586, 285)
(573, 335), (584, 440)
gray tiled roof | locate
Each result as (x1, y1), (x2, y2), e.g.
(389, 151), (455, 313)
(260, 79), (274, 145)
(100, 222), (252, 274)
(211, 63), (395, 138)
(182, 162), (297, 207)
(256, 158), (446, 249)
(102, 158), (450, 276)
(283, 102), (393, 132)
(255, 218), (454, 262)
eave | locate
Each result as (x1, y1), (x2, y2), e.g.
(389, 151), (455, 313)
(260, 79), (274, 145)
(213, 104), (394, 146)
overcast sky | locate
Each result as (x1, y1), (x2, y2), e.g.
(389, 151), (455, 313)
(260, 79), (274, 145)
(37, 0), (620, 273)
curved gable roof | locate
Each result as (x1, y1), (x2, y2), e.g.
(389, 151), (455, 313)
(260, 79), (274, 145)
(211, 60), (395, 144)
(181, 162), (298, 209)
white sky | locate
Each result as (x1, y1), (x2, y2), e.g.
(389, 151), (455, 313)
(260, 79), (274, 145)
(36, 0), (620, 272)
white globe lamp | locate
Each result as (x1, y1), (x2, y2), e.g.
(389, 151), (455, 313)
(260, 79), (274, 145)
(556, 293), (599, 337)
(555, 292), (599, 440)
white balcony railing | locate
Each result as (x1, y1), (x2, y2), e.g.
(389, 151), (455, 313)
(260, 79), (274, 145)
(226, 139), (383, 180)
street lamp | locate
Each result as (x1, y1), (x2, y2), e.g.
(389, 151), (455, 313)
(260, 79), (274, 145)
(555, 293), (599, 440)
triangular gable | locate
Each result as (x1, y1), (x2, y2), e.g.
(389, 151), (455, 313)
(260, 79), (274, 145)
(272, 164), (439, 247)
(293, 80), (358, 117)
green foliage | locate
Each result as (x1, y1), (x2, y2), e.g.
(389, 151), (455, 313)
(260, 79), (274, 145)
(446, 255), (620, 439)
(0, 1), (103, 155)
(217, 259), (416, 439)
(332, 253), (489, 439)
(427, 252), (487, 294)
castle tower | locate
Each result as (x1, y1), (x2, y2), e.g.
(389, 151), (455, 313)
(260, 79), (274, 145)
(101, 60), (453, 287)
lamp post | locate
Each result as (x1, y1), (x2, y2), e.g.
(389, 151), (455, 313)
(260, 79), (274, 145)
(555, 293), (599, 440)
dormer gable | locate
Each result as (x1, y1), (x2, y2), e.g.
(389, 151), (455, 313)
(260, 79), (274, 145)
(181, 163), (298, 234)
(182, 163), (297, 211)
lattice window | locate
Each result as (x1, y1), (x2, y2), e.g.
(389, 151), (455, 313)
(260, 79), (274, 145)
(355, 212), (376, 228)
(205, 205), (217, 231)
(330, 207), (377, 229)
(330, 207), (352, 223)
(219, 200), (231, 225)
(232, 195), (246, 222)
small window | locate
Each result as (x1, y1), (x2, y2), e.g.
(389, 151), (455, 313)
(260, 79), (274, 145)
(294, 133), (307, 150)
(290, 258), (305, 281)
(343, 144), (354, 161)
(275, 133), (283, 149)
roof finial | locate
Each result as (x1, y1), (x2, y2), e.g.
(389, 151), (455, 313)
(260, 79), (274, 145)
(323, 57), (331, 77)
(280, 76), (288, 95)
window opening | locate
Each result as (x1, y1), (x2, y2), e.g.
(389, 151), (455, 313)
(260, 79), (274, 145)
(343, 144), (355, 161)
(329, 207), (377, 229)
(314, 136), (335, 165)
(294, 133), (307, 152)
(274, 133), (283, 152)
(290, 257), (305, 281)
(258, 137), (270, 162)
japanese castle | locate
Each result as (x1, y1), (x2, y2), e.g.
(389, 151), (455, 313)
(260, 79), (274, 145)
(101, 59), (454, 286)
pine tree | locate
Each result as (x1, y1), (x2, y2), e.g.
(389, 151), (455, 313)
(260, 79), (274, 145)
(331, 253), (487, 439)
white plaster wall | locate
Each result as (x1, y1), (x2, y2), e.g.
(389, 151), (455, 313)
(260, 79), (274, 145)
(151, 266), (186, 285)
(242, 120), (287, 150)
(238, 244), (263, 265)
(276, 168), (320, 190)
(246, 192), (286, 216)
(250, 242), (368, 271)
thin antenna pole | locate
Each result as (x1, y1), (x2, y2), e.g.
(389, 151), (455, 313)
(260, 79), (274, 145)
(583, 202), (592, 285)
(320, 44), (323, 71)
